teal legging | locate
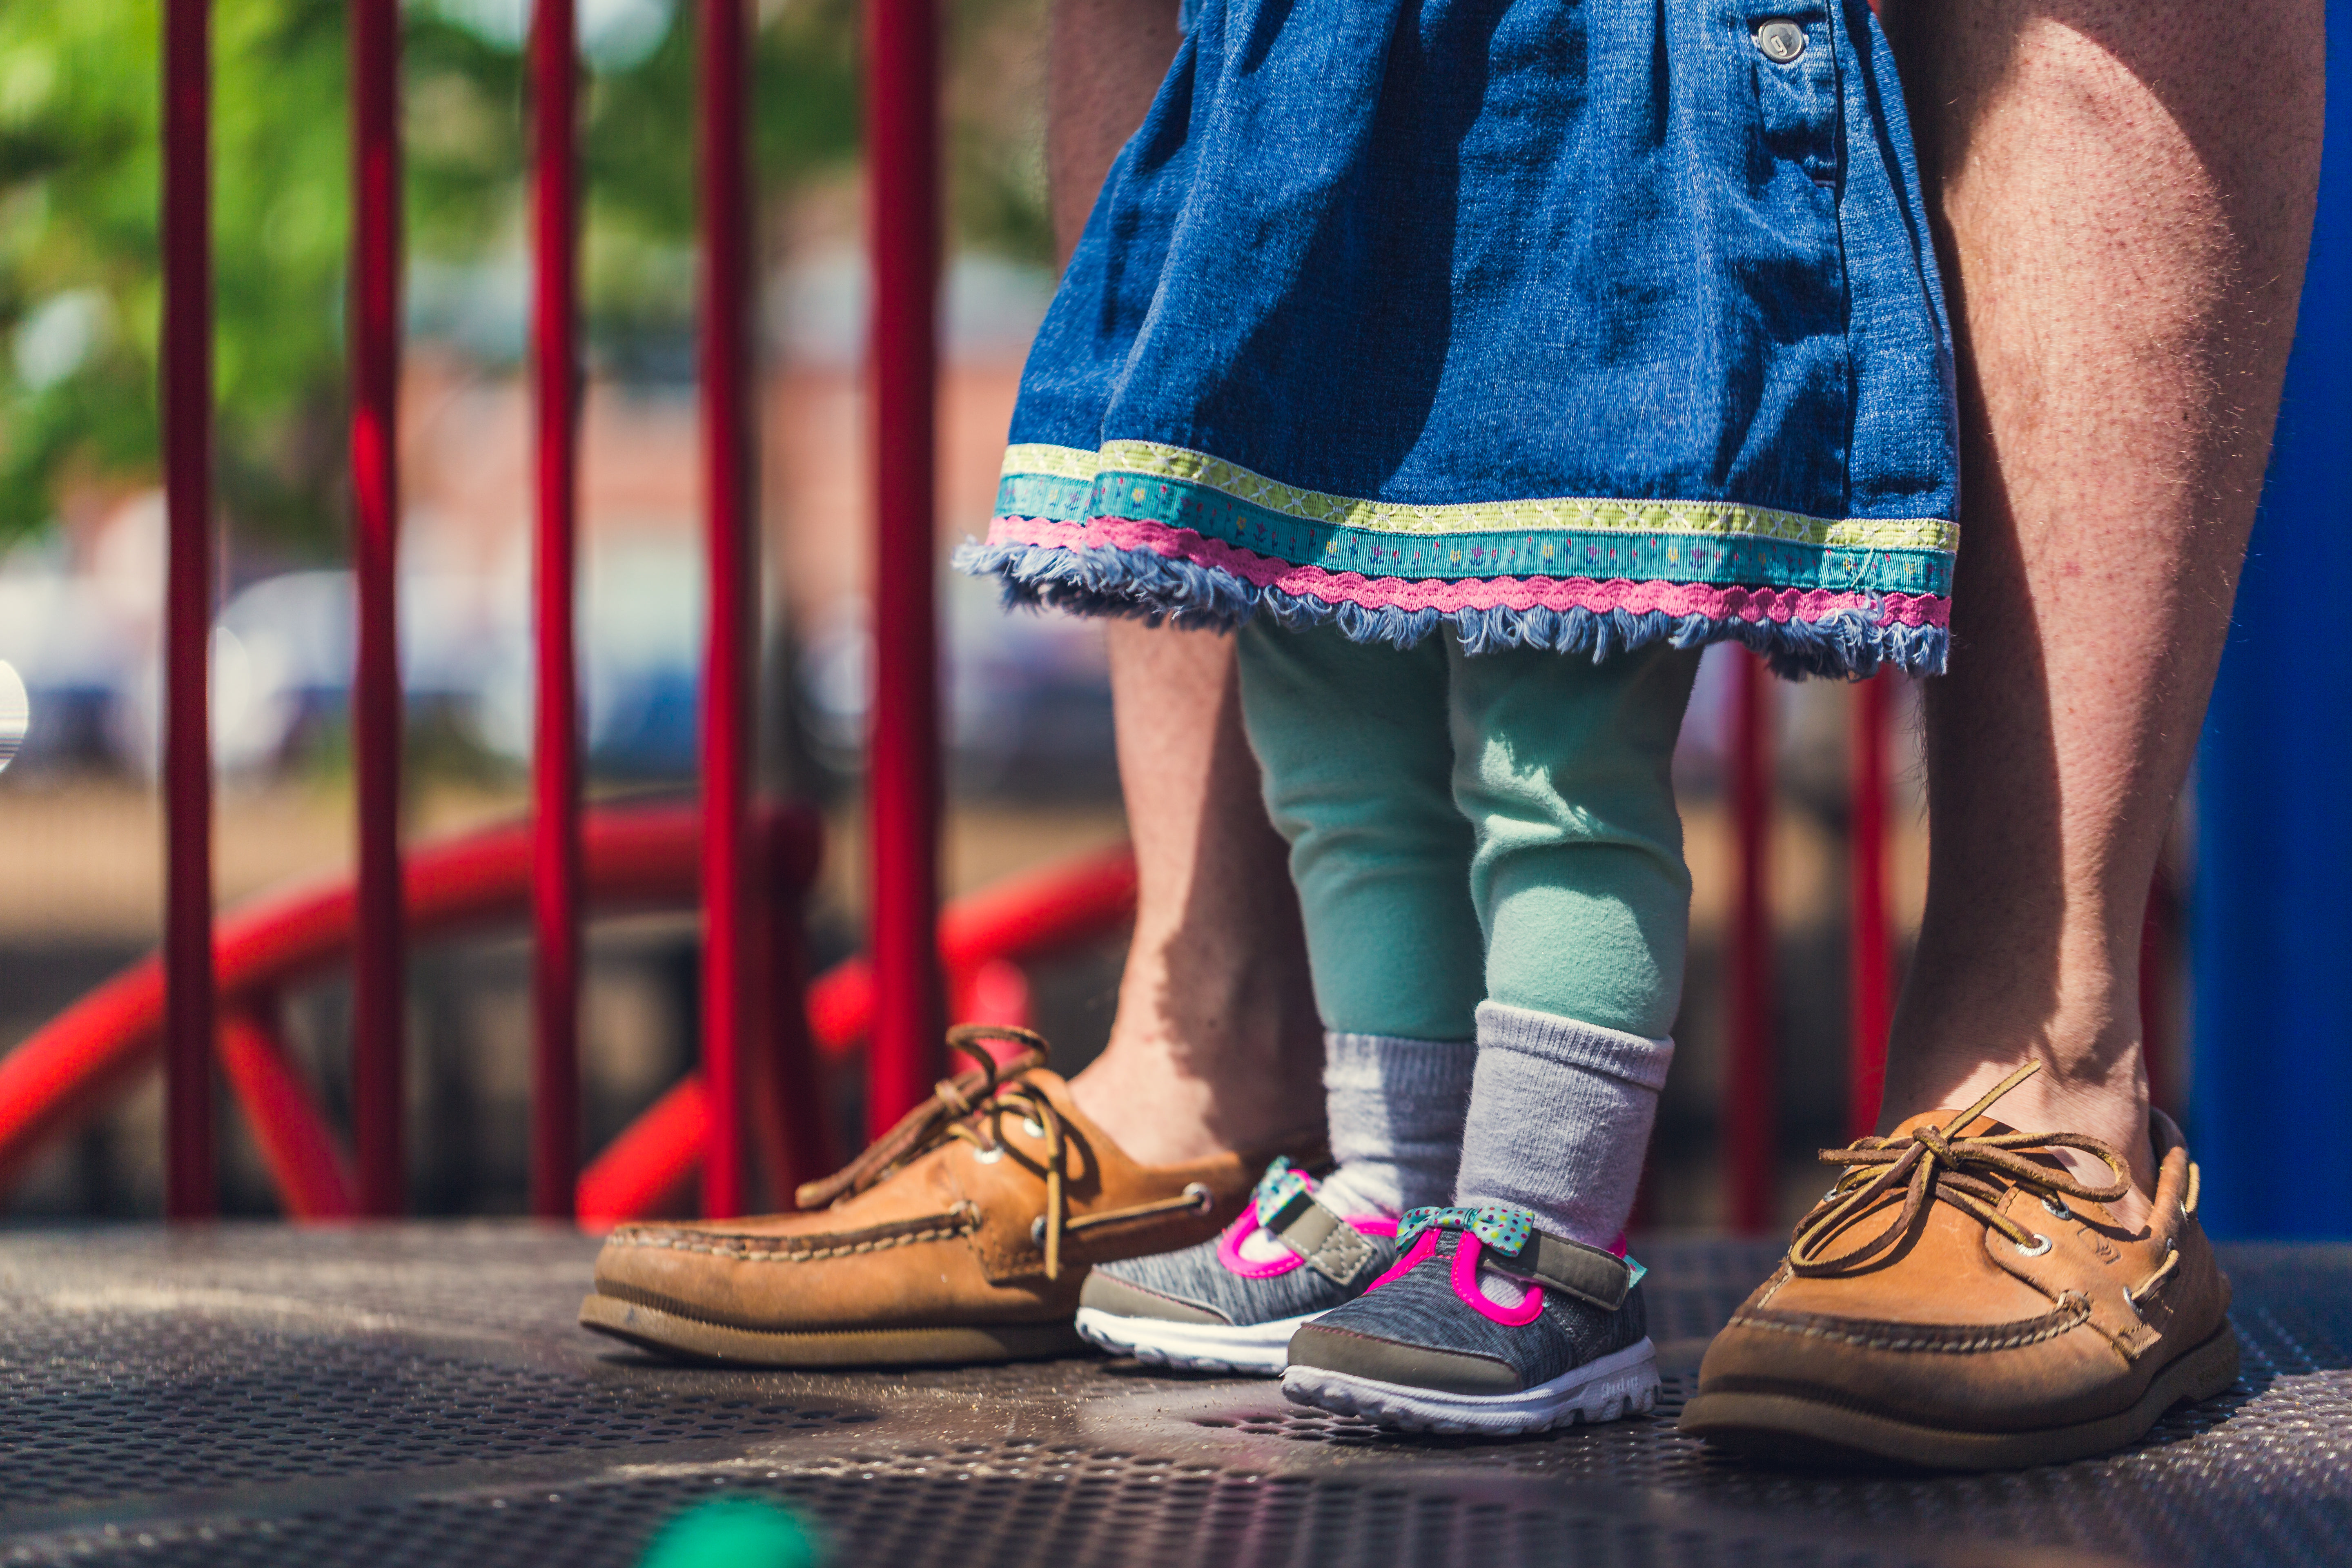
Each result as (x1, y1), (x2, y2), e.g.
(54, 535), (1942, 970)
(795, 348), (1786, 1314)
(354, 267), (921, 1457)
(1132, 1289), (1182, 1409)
(1236, 621), (1700, 1042)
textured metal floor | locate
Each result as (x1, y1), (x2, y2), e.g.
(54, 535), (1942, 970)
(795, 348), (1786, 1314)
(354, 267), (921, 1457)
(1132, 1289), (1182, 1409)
(0, 1228), (2343, 1567)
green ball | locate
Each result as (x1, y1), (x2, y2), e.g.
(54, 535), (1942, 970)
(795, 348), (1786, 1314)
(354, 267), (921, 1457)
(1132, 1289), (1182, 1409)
(638, 1499), (822, 1568)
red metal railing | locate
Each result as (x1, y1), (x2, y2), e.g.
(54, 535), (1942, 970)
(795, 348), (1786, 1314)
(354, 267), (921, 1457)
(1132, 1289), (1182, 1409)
(528, 0), (585, 1221)
(0, 806), (817, 1214)
(864, 0), (947, 1139)
(159, 0), (216, 1221)
(351, 0), (406, 1219)
(698, 0), (758, 1220)
(142, 0), (954, 1220)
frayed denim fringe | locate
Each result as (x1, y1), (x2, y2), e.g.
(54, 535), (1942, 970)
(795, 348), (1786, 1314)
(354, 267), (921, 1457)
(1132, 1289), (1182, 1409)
(953, 539), (1947, 682)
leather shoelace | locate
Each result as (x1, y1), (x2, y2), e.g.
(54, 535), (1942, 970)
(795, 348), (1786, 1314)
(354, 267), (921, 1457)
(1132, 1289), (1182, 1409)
(793, 1023), (1212, 1280)
(1787, 1062), (2132, 1278)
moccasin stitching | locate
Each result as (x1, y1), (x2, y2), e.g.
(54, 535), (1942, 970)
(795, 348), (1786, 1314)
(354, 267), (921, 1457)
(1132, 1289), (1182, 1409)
(1725, 1293), (2089, 1354)
(609, 1205), (980, 1262)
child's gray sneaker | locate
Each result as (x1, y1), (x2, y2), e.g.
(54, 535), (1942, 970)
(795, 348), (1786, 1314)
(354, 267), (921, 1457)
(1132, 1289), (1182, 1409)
(1075, 1158), (1399, 1374)
(1281, 1205), (1657, 1435)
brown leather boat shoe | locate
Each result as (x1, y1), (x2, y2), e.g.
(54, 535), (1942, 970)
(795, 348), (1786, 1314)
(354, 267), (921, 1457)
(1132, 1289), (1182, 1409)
(580, 1025), (1319, 1367)
(1681, 1062), (2237, 1471)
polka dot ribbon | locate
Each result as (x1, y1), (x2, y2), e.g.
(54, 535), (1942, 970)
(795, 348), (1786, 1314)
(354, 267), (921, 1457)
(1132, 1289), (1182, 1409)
(1251, 1158), (1314, 1227)
(1398, 1204), (1536, 1256)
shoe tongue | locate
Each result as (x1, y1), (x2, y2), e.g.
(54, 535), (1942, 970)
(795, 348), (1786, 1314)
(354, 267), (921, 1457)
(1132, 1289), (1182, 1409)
(1013, 1064), (1072, 1099)
(983, 1066), (1091, 1147)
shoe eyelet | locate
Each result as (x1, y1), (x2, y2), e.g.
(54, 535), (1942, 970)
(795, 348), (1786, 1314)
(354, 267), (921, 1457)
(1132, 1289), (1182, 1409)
(1183, 1181), (1213, 1214)
(1021, 1118), (1046, 1140)
(972, 1146), (1005, 1165)
(2042, 1195), (2073, 1221)
(2015, 1232), (2054, 1258)
(1030, 1216), (1047, 1247)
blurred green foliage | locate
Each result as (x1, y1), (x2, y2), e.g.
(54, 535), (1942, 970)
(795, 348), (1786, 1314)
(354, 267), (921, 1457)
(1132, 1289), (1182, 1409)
(0, 0), (1049, 555)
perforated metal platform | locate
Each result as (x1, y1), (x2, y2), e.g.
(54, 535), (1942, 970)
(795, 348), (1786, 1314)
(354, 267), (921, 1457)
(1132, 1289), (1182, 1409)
(0, 1228), (2342, 1567)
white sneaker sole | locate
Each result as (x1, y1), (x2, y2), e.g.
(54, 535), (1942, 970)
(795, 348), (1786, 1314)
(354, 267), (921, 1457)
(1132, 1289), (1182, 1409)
(1074, 1305), (1325, 1376)
(1281, 1337), (1659, 1435)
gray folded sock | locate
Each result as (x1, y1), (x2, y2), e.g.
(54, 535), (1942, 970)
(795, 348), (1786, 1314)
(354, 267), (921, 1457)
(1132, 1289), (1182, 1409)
(1318, 1030), (1477, 1217)
(1453, 1001), (1675, 1248)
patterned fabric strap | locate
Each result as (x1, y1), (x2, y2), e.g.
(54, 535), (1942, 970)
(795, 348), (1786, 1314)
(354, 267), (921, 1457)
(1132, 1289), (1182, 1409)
(1400, 1204), (1535, 1255)
(1400, 1205), (1648, 1303)
(1252, 1157), (1312, 1227)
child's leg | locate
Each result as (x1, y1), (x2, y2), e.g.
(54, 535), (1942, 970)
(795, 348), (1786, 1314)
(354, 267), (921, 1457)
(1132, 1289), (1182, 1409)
(1446, 639), (1702, 1247)
(1235, 620), (1488, 1215)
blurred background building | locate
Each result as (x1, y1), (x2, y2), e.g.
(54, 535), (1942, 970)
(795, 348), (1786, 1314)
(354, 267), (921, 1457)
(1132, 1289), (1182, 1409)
(0, 0), (2140, 1228)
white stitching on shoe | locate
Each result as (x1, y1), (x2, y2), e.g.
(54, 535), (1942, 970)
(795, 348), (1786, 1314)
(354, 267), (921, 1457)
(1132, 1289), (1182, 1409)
(1724, 1294), (2089, 1354)
(610, 1205), (981, 1263)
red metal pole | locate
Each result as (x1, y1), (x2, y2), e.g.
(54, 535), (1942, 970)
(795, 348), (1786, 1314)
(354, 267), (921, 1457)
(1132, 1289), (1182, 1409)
(216, 996), (358, 1222)
(1846, 673), (1892, 1143)
(1726, 648), (1776, 1234)
(864, 0), (944, 1136)
(160, 0), (216, 1221)
(698, 0), (754, 1219)
(350, 0), (406, 1217)
(529, 0), (584, 1219)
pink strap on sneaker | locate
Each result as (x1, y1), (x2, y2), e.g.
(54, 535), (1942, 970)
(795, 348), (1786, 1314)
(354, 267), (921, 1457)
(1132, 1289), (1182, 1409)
(1216, 1205), (1305, 1279)
(1363, 1229), (1439, 1294)
(1451, 1231), (1545, 1326)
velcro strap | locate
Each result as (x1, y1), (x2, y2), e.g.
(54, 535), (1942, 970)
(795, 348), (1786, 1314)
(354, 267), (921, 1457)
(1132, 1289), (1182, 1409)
(1497, 1231), (1633, 1311)
(1265, 1190), (1379, 1287)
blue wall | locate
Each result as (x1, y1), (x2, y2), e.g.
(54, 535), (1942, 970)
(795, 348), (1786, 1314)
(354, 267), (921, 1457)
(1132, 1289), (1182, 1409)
(2192, 9), (2352, 1240)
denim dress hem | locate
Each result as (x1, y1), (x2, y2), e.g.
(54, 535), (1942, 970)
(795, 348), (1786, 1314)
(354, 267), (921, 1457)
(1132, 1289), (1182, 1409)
(963, 0), (1960, 681)
(958, 437), (1951, 678)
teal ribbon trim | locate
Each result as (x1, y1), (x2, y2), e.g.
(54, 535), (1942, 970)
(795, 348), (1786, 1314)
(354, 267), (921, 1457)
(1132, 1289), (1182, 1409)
(1251, 1157), (1312, 1228)
(996, 471), (1953, 600)
(1399, 1204), (1537, 1256)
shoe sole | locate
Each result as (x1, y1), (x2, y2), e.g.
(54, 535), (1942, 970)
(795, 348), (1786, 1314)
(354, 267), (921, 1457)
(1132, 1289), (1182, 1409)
(1074, 1305), (1322, 1375)
(1280, 1337), (1659, 1436)
(1678, 1319), (2241, 1472)
(578, 1291), (1083, 1368)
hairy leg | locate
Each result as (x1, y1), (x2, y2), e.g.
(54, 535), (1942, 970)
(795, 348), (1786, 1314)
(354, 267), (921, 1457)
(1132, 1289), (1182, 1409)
(1074, 621), (1325, 1161)
(1045, 0), (1325, 1161)
(1881, 1), (2322, 1213)
(1045, 0), (1184, 259)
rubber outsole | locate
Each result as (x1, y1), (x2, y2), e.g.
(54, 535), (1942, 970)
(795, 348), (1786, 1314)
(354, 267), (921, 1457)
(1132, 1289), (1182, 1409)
(1281, 1338), (1660, 1436)
(577, 1292), (1084, 1368)
(1677, 1320), (2242, 1472)
(1073, 1305), (1317, 1376)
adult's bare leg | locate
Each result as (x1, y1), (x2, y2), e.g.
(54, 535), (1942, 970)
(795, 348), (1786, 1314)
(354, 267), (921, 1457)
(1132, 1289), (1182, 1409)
(1045, 0), (1325, 1163)
(1881, 1), (2322, 1216)
(1074, 621), (1325, 1161)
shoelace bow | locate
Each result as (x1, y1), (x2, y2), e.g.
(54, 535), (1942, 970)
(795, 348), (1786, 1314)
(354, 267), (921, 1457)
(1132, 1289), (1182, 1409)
(792, 1023), (1209, 1280)
(1787, 1062), (2132, 1277)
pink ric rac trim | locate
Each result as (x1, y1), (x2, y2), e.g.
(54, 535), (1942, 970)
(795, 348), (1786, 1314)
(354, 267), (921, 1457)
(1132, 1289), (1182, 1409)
(1364, 1231), (1439, 1294)
(1216, 1200), (1401, 1281)
(987, 514), (1950, 629)
(1452, 1232), (1545, 1327)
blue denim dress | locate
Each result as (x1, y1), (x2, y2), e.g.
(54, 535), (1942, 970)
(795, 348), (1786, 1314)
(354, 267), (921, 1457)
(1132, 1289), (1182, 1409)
(959, 0), (1957, 677)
